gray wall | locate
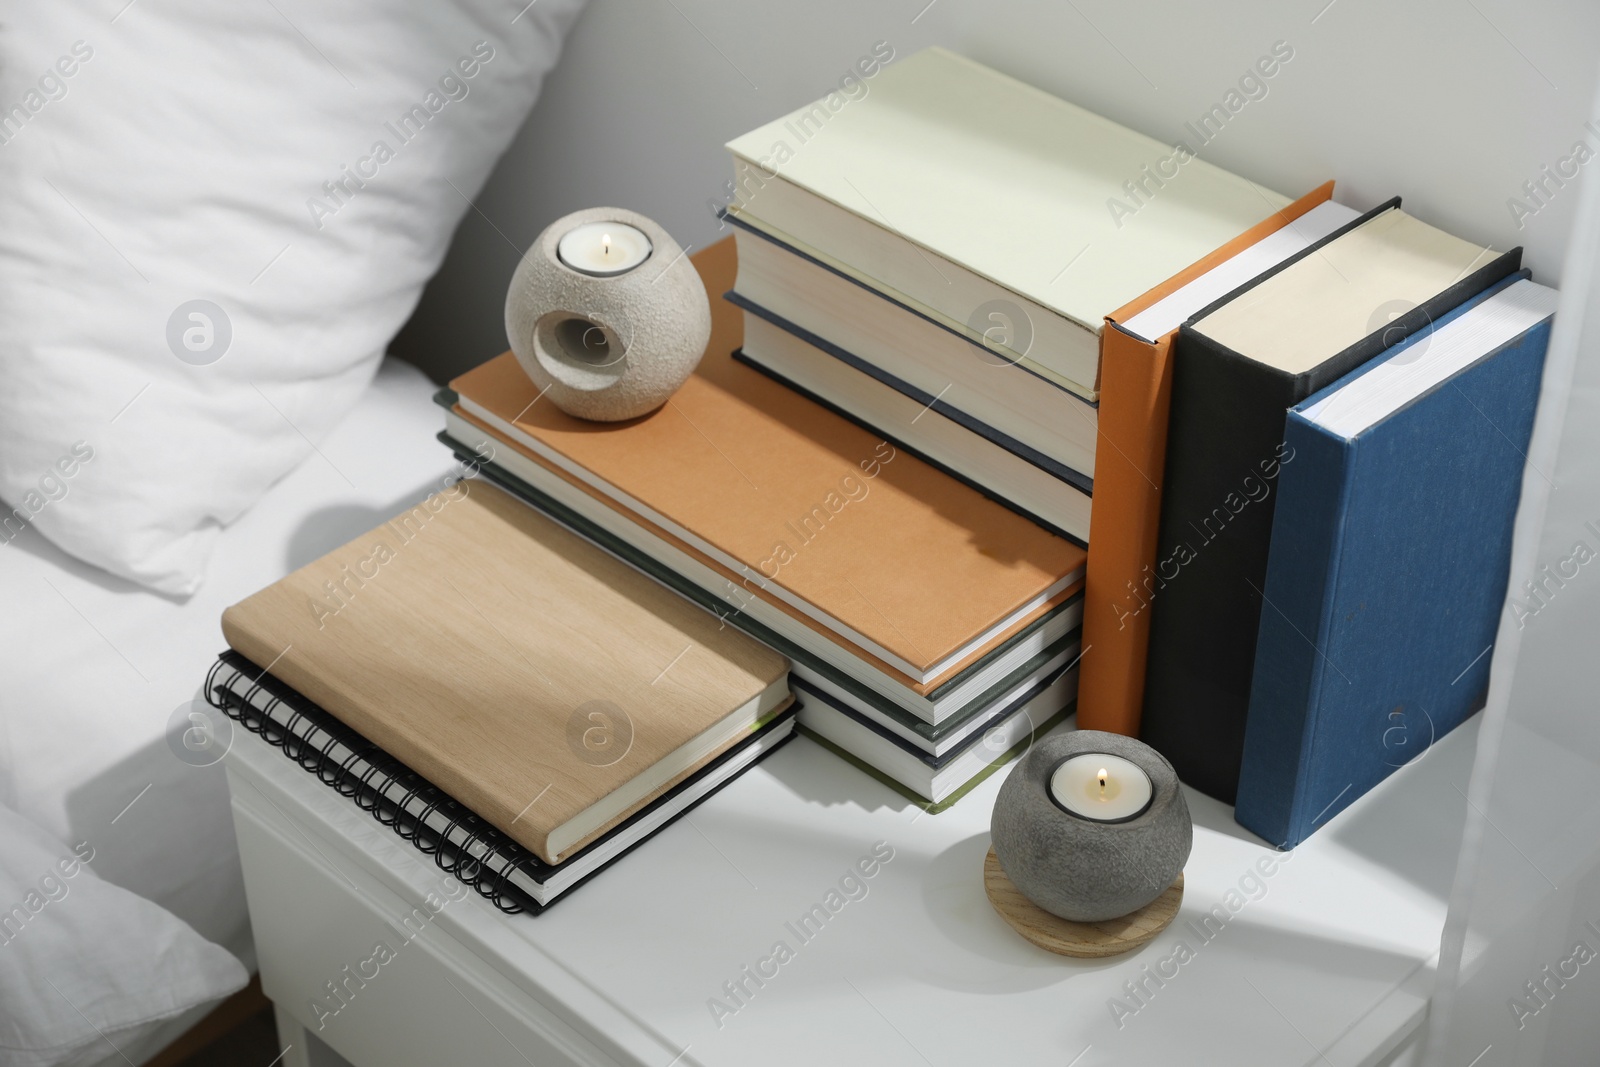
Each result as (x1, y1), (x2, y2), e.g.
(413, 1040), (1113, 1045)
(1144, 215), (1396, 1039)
(390, 0), (1600, 382)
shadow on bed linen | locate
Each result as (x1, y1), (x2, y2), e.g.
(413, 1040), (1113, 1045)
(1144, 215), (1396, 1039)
(65, 732), (253, 962)
(285, 478), (464, 573)
(4, 521), (188, 603)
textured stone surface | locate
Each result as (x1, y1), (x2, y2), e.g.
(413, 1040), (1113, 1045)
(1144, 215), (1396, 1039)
(505, 207), (711, 422)
(991, 731), (1191, 922)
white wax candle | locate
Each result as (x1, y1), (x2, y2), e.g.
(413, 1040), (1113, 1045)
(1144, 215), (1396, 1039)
(1049, 753), (1153, 821)
(557, 221), (652, 277)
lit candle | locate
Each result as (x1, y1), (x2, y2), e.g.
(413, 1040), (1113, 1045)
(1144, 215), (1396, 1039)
(556, 221), (653, 277)
(1049, 753), (1153, 822)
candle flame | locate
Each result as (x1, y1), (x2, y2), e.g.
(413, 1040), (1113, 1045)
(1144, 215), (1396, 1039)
(1098, 768), (1108, 794)
(602, 233), (611, 257)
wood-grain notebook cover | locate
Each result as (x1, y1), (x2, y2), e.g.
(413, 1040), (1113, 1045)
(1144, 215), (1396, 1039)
(449, 240), (1086, 689)
(221, 480), (791, 864)
(1077, 182), (1338, 738)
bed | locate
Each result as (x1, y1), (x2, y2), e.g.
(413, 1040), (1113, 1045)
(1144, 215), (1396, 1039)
(0, 2), (591, 1062)
(0, 360), (448, 1065)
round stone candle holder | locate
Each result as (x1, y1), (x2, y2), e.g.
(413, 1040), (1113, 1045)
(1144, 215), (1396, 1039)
(504, 207), (710, 422)
(987, 731), (1191, 957)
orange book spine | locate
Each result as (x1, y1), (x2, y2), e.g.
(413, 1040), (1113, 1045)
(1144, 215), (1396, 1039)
(1077, 326), (1176, 735)
(1077, 181), (1336, 736)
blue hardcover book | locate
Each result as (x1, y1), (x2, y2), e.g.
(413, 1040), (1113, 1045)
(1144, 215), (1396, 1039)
(1235, 274), (1557, 848)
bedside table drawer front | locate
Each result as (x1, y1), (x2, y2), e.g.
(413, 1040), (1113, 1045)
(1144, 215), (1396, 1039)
(232, 795), (623, 1067)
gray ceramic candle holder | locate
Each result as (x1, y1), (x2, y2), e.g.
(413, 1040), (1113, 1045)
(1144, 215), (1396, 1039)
(991, 731), (1191, 923)
(505, 207), (710, 422)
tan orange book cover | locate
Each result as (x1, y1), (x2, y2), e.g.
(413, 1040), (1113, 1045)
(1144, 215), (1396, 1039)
(222, 481), (791, 864)
(448, 402), (1066, 698)
(450, 240), (1085, 688)
(1078, 182), (1336, 737)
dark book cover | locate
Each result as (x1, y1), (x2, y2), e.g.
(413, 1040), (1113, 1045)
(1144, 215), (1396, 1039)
(1138, 201), (1522, 801)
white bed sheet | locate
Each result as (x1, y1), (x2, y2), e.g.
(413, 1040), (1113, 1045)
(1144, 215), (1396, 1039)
(0, 359), (451, 974)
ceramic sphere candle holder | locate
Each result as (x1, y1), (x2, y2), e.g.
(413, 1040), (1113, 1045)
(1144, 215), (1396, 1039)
(987, 731), (1191, 957)
(505, 207), (711, 422)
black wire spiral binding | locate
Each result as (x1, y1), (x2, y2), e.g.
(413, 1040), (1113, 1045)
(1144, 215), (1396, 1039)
(204, 651), (542, 914)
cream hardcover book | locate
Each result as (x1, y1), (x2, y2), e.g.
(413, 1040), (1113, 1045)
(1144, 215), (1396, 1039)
(725, 47), (1289, 398)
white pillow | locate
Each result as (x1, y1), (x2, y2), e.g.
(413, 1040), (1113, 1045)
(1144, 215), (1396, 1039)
(0, 0), (587, 594)
(0, 800), (247, 1067)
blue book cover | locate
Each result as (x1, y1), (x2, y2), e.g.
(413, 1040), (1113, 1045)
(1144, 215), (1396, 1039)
(1235, 275), (1555, 848)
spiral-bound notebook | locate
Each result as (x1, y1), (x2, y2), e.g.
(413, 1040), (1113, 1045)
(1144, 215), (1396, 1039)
(207, 650), (797, 913)
(220, 480), (793, 866)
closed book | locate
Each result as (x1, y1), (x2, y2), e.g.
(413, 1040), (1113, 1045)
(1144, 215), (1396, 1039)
(1236, 275), (1555, 846)
(725, 47), (1289, 398)
(221, 480), (791, 865)
(795, 634), (1081, 759)
(1077, 183), (1354, 737)
(734, 306), (1092, 540)
(434, 437), (1082, 808)
(1140, 200), (1521, 801)
(446, 240), (1086, 712)
(796, 665), (1078, 809)
(725, 217), (1099, 479)
(438, 420), (1082, 731)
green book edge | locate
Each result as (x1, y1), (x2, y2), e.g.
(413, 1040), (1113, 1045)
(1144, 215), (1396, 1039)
(797, 703), (1075, 813)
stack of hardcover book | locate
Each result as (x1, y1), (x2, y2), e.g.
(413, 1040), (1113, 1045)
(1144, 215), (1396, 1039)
(203, 46), (1561, 918)
(439, 239), (1085, 810)
(437, 47), (1485, 816)
(703, 47), (1557, 839)
(721, 47), (1290, 544)
(208, 482), (796, 912)
(694, 46), (1331, 802)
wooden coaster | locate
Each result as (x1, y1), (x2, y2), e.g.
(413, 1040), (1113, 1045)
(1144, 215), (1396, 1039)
(984, 847), (1183, 958)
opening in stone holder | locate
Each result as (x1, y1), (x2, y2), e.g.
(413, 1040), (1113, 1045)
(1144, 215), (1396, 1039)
(532, 311), (628, 392)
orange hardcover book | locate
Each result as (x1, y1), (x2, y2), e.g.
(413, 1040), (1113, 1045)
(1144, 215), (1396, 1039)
(448, 240), (1085, 695)
(1077, 182), (1339, 736)
(448, 385), (1082, 698)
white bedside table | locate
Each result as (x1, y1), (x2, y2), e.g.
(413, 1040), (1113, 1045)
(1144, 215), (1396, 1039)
(224, 715), (1473, 1067)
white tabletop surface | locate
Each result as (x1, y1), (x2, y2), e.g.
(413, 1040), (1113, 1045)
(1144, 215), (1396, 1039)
(228, 709), (1476, 1067)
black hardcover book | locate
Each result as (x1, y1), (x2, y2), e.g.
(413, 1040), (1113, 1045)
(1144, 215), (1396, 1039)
(1138, 199), (1521, 802)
